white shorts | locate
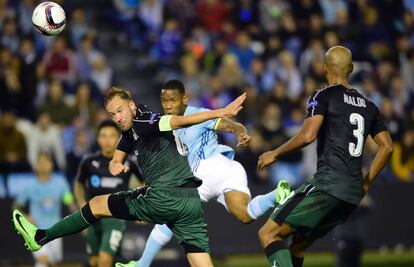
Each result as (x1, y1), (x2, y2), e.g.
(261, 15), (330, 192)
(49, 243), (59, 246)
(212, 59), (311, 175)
(33, 238), (63, 264)
(195, 153), (251, 209)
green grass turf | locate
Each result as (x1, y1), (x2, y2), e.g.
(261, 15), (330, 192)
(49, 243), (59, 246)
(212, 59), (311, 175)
(217, 251), (414, 267)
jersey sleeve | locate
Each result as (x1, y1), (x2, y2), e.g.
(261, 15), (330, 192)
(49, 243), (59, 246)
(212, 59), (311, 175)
(370, 106), (388, 137)
(74, 156), (89, 183)
(131, 106), (166, 136)
(305, 89), (329, 118)
(116, 132), (134, 153)
(189, 107), (220, 130)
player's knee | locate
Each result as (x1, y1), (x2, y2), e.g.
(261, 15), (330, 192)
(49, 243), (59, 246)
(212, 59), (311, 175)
(98, 252), (113, 267)
(258, 226), (282, 248)
(89, 195), (109, 217)
(36, 254), (49, 265)
(89, 256), (98, 267)
(235, 212), (253, 224)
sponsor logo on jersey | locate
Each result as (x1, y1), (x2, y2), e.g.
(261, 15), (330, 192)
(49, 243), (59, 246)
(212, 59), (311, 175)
(100, 177), (124, 188)
(92, 160), (100, 169)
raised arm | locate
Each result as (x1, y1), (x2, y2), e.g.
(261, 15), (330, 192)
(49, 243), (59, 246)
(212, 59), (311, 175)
(215, 118), (251, 147)
(109, 149), (129, 175)
(168, 93), (246, 130)
(257, 115), (324, 170)
(363, 131), (393, 193)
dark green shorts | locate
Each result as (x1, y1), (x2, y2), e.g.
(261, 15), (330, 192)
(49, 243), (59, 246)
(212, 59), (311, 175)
(86, 218), (126, 257)
(270, 182), (357, 239)
(108, 187), (209, 253)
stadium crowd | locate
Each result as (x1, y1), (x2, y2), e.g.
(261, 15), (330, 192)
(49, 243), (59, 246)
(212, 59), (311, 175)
(0, 0), (413, 197)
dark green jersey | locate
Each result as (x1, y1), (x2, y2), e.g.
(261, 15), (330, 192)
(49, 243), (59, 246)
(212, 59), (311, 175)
(305, 84), (388, 204)
(76, 152), (141, 200)
(116, 105), (197, 188)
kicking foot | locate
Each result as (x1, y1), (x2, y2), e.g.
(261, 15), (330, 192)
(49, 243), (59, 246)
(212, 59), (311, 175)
(115, 260), (137, 267)
(275, 180), (292, 204)
(12, 210), (41, 251)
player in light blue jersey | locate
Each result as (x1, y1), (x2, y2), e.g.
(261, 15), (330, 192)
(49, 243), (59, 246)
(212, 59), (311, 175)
(13, 152), (76, 267)
(116, 80), (291, 267)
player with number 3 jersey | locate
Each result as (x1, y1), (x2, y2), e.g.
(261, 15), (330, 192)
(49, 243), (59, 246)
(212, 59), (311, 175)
(256, 46), (393, 267)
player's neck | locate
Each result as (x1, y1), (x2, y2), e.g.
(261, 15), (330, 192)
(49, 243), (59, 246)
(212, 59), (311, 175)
(37, 174), (50, 182)
(101, 150), (114, 158)
(328, 77), (352, 89)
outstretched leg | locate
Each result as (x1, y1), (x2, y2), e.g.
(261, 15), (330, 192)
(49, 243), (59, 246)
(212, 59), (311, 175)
(186, 252), (214, 267)
(14, 193), (138, 251)
(224, 180), (291, 224)
(258, 219), (293, 267)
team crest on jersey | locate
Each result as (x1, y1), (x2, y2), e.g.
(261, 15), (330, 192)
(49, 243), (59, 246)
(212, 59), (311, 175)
(308, 100), (318, 108)
(92, 160), (100, 169)
(149, 113), (157, 124)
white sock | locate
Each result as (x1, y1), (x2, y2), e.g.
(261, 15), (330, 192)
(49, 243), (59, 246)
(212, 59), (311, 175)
(136, 224), (173, 267)
(247, 191), (276, 220)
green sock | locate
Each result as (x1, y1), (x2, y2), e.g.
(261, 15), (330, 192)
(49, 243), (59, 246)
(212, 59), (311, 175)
(265, 241), (293, 267)
(45, 210), (90, 240)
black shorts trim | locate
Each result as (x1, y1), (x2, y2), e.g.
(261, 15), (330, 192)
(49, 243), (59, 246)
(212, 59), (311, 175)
(181, 241), (206, 254)
(273, 184), (314, 225)
(107, 190), (140, 221)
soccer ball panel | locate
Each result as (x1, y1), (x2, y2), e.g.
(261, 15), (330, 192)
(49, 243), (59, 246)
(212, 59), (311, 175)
(32, 2), (66, 36)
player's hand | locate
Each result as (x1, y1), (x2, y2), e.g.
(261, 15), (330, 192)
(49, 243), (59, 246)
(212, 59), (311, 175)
(109, 160), (129, 176)
(220, 93), (246, 117)
(236, 132), (252, 147)
(257, 150), (278, 171)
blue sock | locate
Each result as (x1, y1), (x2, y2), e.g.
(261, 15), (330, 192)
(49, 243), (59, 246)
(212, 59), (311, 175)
(137, 224), (173, 267)
(247, 191), (276, 220)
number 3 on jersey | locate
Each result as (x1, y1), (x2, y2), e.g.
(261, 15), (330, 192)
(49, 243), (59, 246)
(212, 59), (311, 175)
(349, 113), (364, 157)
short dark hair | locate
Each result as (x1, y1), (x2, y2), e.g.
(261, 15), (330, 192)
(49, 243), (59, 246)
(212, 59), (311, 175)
(161, 79), (185, 94)
(104, 87), (132, 107)
(97, 119), (121, 134)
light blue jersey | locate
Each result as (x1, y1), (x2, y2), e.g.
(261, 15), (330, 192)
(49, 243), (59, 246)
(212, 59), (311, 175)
(174, 106), (234, 172)
(16, 175), (71, 228)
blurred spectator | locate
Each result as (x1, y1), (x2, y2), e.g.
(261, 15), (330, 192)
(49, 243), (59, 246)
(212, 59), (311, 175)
(65, 128), (90, 185)
(76, 35), (102, 82)
(389, 74), (410, 117)
(232, 0), (259, 29)
(196, 0), (230, 33)
(292, 0), (322, 28)
(258, 0), (290, 33)
(1, 17), (19, 53)
(201, 76), (233, 110)
(42, 36), (77, 87)
(38, 80), (74, 126)
(0, 0), (16, 30)
(275, 50), (303, 99)
(270, 106), (304, 188)
(17, 0), (34, 35)
(361, 6), (391, 55)
(245, 57), (276, 94)
(27, 112), (66, 171)
(360, 77), (382, 107)
(138, 0), (164, 35)
(0, 111), (31, 174)
(319, 0), (346, 25)
(278, 12), (303, 57)
(217, 54), (244, 91)
(268, 82), (295, 119)
(72, 83), (100, 129)
(13, 152), (75, 267)
(230, 31), (256, 73)
(164, 0), (196, 35)
(69, 8), (90, 49)
(381, 97), (405, 141)
(150, 19), (182, 66)
(18, 37), (39, 120)
(203, 38), (228, 73)
(90, 54), (114, 96)
(179, 54), (209, 102)
(299, 38), (325, 75)
(391, 129), (414, 182)
(0, 47), (23, 114)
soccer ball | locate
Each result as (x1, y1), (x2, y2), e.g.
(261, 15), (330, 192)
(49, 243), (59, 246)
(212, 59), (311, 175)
(32, 2), (66, 36)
